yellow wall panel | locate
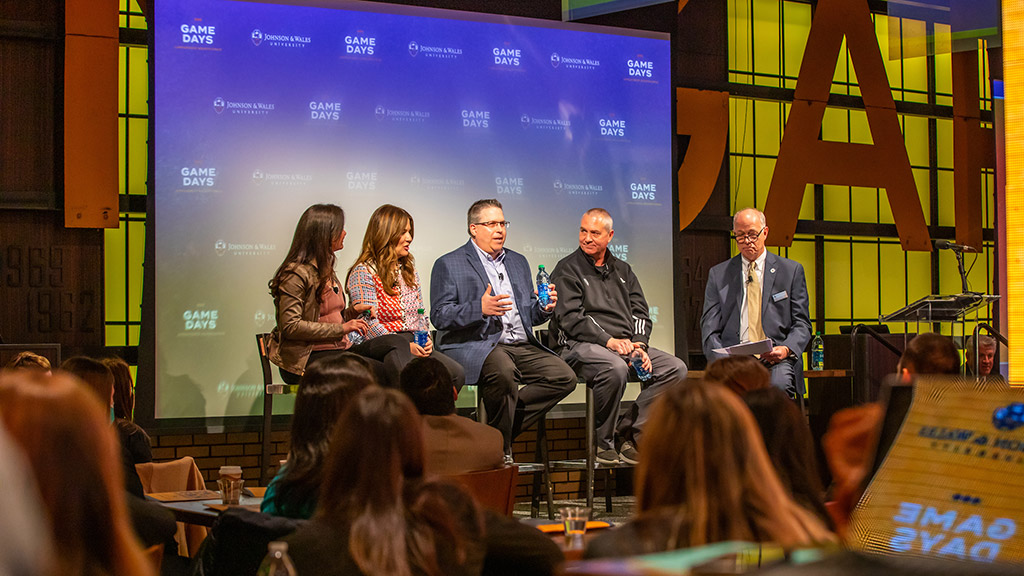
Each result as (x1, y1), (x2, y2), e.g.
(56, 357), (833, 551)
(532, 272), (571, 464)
(902, 115), (929, 167)
(824, 242), (852, 318)
(798, 182), (814, 220)
(850, 187), (879, 223)
(852, 243), (881, 319)
(105, 223), (126, 322)
(912, 167), (931, 225)
(906, 250), (930, 300)
(752, 0), (781, 80)
(128, 46), (148, 116)
(128, 218), (145, 322)
(754, 157), (776, 203)
(730, 99), (754, 154)
(936, 118), (953, 169)
(823, 185), (851, 222)
(754, 99), (782, 156)
(936, 169), (954, 227)
(848, 109), (872, 144)
(879, 243), (908, 313)
(821, 108), (849, 142)
(732, 156), (755, 211)
(128, 117), (147, 195)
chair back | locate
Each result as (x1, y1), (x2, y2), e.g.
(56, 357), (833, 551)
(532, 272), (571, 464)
(445, 465), (517, 516)
(257, 333), (274, 387)
(136, 456), (208, 557)
(192, 508), (306, 576)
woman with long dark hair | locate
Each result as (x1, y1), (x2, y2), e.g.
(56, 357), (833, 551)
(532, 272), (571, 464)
(585, 382), (833, 558)
(346, 204), (465, 391)
(285, 387), (485, 576)
(261, 353), (377, 519)
(268, 203), (410, 386)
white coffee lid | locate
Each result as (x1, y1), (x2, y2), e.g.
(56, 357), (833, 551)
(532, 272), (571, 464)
(219, 465), (242, 475)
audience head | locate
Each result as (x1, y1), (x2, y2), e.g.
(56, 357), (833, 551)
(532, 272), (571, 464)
(704, 356), (771, 395)
(897, 332), (959, 376)
(636, 382), (832, 548)
(0, 373), (154, 576)
(742, 387), (831, 526)
(270, 353), (377, 519)
(4, 351), (52, 377)
(965, 334), (997, 376)
(271, 203), (346, 304)
(319, 387), (473, 576)
(60, 356), (115, 410)
(400, 357), (456, 416)
(102, 356), (135, 421)
(350, 204), (417, 295)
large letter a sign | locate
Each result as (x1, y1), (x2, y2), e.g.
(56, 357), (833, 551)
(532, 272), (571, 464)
(764, 0), (931, 251)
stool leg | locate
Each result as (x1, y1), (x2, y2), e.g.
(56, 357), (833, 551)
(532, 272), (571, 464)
(605, 469), (613, 513)
(536, 418), (555, 520)
(260, 389), (274, 486)
(586, 387), (595, 511)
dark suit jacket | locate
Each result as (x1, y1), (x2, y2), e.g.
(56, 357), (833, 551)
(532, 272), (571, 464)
(430, 240), (552, 387)
(422, 414), (504, 477)
(701, 252), (811, 388)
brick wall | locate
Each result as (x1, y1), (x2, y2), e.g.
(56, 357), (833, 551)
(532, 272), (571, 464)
(149, 415), (624, 501)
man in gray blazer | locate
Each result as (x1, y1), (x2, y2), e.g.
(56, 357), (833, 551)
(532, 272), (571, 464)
(430, 199), (575, 461)
(701, 208), (812, 397)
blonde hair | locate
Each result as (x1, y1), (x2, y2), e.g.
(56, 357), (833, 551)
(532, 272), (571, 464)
(348, 204), (417, 296)
(636, 382), (833, 549)
(0, 373), (155, 576)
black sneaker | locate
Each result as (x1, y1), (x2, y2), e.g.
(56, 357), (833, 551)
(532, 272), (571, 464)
(618, 441), (639, 465)
(596, 448), (619, 466)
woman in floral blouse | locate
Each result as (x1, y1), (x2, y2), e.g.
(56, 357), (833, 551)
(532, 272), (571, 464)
(346, 204), (466, 391)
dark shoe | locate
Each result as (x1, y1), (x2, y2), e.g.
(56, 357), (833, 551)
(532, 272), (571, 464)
(596, 448), (619, 466)
(618, 441), (639, 465)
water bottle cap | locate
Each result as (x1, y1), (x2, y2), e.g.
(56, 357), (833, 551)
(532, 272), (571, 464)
(269, 541), (288, 552)
(538, 264), (545, 270)
(417, 308), (425, 314)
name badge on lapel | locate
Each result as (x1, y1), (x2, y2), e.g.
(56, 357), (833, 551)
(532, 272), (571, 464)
(772, 291), (789, 302)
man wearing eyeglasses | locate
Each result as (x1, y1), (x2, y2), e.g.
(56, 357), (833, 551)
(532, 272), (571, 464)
(701, 208), (811, 398)
(548, 208), (687, 465)
(430, 199), (575, 463)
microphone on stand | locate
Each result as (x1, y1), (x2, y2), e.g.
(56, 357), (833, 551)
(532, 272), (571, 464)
(934, 239), (978, 253)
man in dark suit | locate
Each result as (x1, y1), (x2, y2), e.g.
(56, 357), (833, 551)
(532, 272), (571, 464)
(701, 208), (811, 397)
(400, 356), (504, 476)
(430, 199), (576, 461)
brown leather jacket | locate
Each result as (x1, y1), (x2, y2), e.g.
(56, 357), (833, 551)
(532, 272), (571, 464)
(268, 263), (348, 375)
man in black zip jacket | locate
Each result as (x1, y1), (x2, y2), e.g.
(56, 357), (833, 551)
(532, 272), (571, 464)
(549, 208), (687, 465)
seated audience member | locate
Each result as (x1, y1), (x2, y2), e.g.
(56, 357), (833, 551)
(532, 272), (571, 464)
(585, 382), (833, 558)
(285, 387), (485, 576)
(61, 356), (146, 497)
(704, 355), (771, 396)
(0, 375), (155, 576)
(347, 204), (465, 391)
(3, 351), (52, 377)
(741, 387), (832, 528)
(262, 354), (377, 519)
(103, 356), (153, 467)
(399, 356), (503, 476)
(823, 332), (960, 537)
(896, 332), (960, 378)
(0, 395), (52, 576)
(965, 333), (997, 378)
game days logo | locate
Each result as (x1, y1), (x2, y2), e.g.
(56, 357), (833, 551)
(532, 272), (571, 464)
(609, 243), (629, 262)
(407, 39), (463, 59)
(492, 46), (521, 67)
(627, 56), (654, 79)
(182, 308), (218, 332)
(599, 115), (626, 138)
(212, 96), (275, 116)
(344, 32), (376, 56)
(550, 51), (600, 71)
(251, 28), (312, 48)
(180, 166), (216, 188)
(309, 101), (341, 121)
(180, 21), (216, 45)
(461, 109), (490, 128)
(495, 176), (523, 195)
(630, 181), (657, 201)
(347, 171), (377, 190)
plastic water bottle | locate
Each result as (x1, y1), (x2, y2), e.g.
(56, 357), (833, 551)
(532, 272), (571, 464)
(414, 308), (430, 348)
(257, 541), (297, 576)
(811, 332), (824, 370)
(629, 349), (652, 382)
(537, 265), (551, 307)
